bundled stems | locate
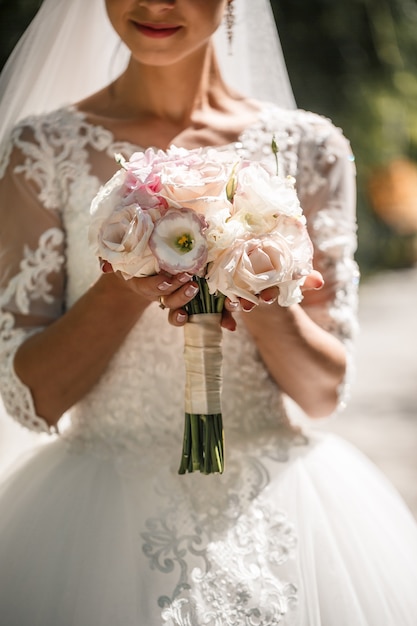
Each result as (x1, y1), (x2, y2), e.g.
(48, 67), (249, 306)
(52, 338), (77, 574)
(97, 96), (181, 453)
(178, 413), (224, 474)
(185, 276), (225, 315)
(178, 277), (225, 475)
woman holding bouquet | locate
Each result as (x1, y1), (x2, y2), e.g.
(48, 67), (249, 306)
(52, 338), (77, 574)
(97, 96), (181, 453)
(0, 0), (416, 624)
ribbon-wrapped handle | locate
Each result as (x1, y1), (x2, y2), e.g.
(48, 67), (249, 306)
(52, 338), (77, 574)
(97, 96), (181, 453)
(183, 313), (223, 415)
(179, 313), (224, 474)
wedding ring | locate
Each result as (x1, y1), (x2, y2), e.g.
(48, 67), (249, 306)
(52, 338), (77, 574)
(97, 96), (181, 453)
(159, 296), (166, 310)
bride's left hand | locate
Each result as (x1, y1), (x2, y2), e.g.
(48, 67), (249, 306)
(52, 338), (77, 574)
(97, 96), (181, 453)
(237, 269), (324, 312)
(168, 270), (324, 331)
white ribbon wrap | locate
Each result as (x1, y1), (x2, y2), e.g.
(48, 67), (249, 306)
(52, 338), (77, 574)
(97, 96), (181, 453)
(183, 314), (223, 415)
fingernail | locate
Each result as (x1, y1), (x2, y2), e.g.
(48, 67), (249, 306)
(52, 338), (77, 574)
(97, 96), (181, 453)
(262, 297), (276, 305)
(185, 284), (199, 298)
(158, 281), (172, 291)
(176, 312), (187, 323)
(178, 273), (193, 283)
(242, 303), (255, 312)
(228, 301), (240, 309)
(100, 260), (113, 273)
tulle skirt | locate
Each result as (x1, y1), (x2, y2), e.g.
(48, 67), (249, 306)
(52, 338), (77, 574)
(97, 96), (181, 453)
(0, 430), (416, 626)
(0, 400), (49, 475)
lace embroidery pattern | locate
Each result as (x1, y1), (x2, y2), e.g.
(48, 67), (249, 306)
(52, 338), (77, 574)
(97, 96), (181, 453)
(141, 463), (298, 625)
(0, 107), (135, 433)
(1, 229), (64, 315)
(0, 228), (64, 432)
(235, 106), (359, 407)
(7, 109), (117, 211)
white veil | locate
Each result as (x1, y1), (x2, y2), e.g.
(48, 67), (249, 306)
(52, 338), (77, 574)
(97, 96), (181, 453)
(0, 0), (295, 145)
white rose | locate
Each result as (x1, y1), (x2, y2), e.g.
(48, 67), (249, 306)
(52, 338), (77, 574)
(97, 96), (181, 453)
(205, 208), (247, 261)
(232, 163), (304, 233)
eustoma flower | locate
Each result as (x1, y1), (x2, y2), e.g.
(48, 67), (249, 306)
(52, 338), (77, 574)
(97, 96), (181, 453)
(89, 144), (314, 475)
(149, 208), (208, 275)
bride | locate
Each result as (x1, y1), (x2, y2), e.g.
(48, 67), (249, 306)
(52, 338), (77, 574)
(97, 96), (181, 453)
(0, 1), (416, 624)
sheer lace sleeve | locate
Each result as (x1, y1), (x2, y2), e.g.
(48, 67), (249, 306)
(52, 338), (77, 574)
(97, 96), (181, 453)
(239, 107), (360, 411)
(0, 123), (66, 433)
(296, 115), (360, 411)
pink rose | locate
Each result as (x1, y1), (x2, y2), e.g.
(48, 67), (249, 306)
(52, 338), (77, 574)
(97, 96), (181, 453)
(125, 147), (236, 217)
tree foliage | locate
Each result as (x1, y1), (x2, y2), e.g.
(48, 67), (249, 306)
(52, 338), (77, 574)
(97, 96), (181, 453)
(273, 0), (417, 272)
(0, 0), (41, 69)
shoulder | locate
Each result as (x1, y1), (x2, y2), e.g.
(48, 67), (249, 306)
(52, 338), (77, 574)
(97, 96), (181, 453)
(0, 107), (94, 210)
(0, 106), (115, 181)
(3, 105), (115, 157)
(9, 107), (84, 146)
(241, 103), (354, 174)
(261, 105), (352, 163)
(0, 108), (79, 172)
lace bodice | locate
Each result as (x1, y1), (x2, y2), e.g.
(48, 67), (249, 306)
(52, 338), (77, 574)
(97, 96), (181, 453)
(0, 104), (359, 461)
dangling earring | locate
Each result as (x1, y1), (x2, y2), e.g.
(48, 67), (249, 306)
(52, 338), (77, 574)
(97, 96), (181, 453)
(225, 0), (235, 55)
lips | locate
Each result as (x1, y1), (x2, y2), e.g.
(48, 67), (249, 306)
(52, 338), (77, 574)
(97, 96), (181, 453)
(133, 22), (182, 38)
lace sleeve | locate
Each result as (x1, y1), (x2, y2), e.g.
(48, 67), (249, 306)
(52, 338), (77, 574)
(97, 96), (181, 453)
(296, 116), (360, 411)
(0, 123), (66, 433)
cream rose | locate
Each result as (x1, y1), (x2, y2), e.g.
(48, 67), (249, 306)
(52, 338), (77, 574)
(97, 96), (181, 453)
(122, 147), (236, 217)
(93, 203), (157, 278)
(90, 169), (127, 227)
(206, 215), (313, 306)
(157, 149), (236, 216)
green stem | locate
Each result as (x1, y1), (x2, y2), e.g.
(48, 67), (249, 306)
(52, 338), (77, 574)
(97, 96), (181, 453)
(178, 413), (225, 474)
(190, 413), (201, 471)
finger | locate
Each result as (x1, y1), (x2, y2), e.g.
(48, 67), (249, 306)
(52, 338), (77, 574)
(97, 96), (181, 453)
(167, 308), (189, 327)
(259, 286), (278, 304)
(161, 281), (199, 310)
(302, 270), (324, 291)
(240, 298), (256, 312)
(175, 272), (194, 285)
(221, 309), (237, 331)
(224, 298), (241, 312)
(302, 279), (336, 306)
(126, 272), (192, 301)
(155, 272), (193, 298)
(99, 259), (114, 273)
(168, 305), (238, 331)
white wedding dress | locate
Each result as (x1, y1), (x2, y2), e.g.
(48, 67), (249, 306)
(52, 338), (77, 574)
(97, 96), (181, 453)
(0, 104), (416, 626)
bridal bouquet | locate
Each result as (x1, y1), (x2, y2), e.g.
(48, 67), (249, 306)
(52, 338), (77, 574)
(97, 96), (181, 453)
(89, 145), (313, 474)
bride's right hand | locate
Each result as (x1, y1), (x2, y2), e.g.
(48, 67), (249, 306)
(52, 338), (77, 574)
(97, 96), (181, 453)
(100, 261), (199, 316)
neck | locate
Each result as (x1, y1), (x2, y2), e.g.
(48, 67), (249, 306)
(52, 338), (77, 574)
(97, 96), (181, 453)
(109, 43), (231, 125)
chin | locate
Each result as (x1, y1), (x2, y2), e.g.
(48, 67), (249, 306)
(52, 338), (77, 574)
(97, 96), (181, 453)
(131, 45), (206, 70)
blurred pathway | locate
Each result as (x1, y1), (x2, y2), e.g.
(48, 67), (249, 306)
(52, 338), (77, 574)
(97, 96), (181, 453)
(327, 267), (417, 518)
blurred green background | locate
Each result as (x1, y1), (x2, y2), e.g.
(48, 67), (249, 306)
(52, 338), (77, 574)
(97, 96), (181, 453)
(1, 0), (417, 276)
